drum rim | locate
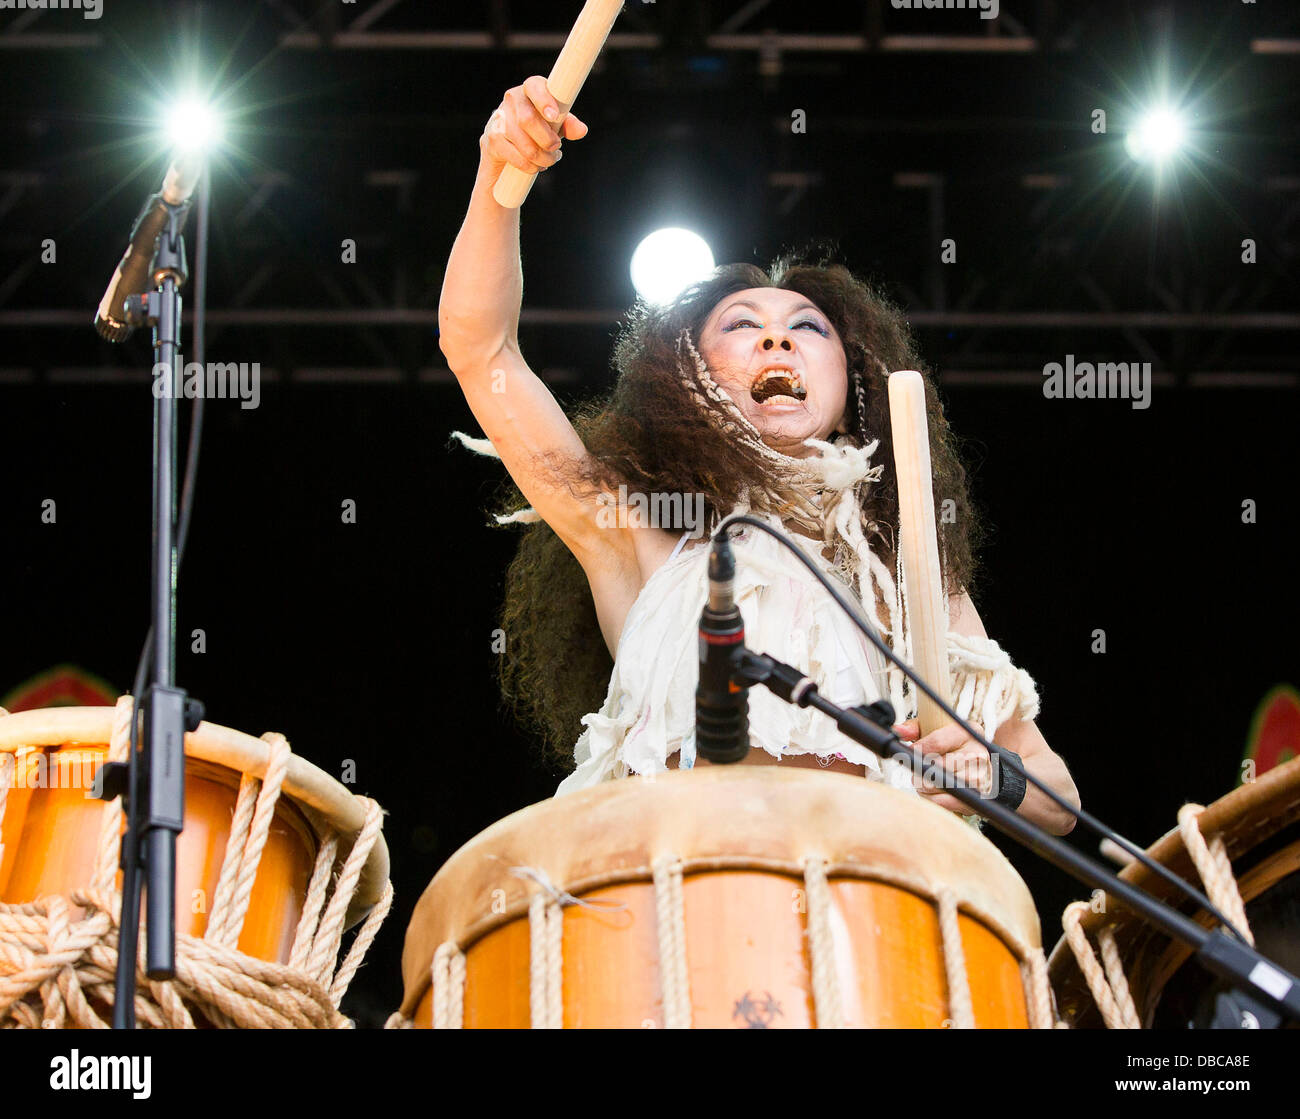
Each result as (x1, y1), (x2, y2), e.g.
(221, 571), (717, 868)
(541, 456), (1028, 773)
(1047, 754), (1300, 1026)
(0, 705), (389, 928)
(397, 766), (1041, 1017)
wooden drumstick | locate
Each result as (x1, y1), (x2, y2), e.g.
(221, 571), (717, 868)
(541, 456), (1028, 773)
(887, 370), (953, 736)
(492, 0), (625, 209)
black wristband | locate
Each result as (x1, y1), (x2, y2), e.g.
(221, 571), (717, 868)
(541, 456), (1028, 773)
(991, 747), (1027, 811)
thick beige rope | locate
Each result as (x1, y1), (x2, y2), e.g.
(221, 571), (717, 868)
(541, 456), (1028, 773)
(1018, 945), (1059, 1029)
(545, 894), (563, 1027)
(216, 733), (291, 950)
(204, 773), (260, 945)
(802, 856), (845, 1028)
(1097, 925), (1141, 1029)
(1061, 901), (1139, 1028)
(0, 701), (391, 1029)
(431, 940), (466, 1029)
(527, 892), (563, 1028)
(306, 796), (386, 990)
(288, 833), (339, 972)
(0, 889), (350, 1028)
(1063, 804), (1255, 1029)
(1177, 803), (1254, 947)
(936, 887), (976, 1028)
(652, 854), (691, 1028)
(90, 695), (135, 896)
(330, 876), (394, 1007)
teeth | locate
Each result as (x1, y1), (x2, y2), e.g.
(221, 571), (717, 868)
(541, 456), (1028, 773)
(751, 367), (806, 403)
(753, 368), (802, 389)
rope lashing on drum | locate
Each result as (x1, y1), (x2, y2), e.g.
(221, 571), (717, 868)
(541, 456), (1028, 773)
(936, 888), (976, 1029)
(1062, 801), (1257, 1029)
(398, 864), (632, 1030)
(1016, 944), (1061, 1030)
(90, 696), (135, 896)
(512, 864), (631, 1029)
(652, 854), (692, 1028)
(0, 696), (393, 1029)
(1, 890), (349, 1028)
(528, 891), (564, 1028)
(431, 940), (466, 1029)
(1177, 803), (1254, 947)
(1061, 902), (1140, 1029)
(206, 732), (291, 950)
(801, 857), (845, 1029)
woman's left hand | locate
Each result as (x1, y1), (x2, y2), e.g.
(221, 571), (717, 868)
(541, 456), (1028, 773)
(892, 719), (991, 815)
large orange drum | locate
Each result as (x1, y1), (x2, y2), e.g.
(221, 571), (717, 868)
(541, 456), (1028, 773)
(1050, 755), (1300, 1029)
(392, 767), (1053, 1028)
(0, 702), (392, 1028)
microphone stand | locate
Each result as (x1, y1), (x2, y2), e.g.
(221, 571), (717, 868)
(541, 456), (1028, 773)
(730, 646), (1300, 1029)
(96, 199), (204, 1028)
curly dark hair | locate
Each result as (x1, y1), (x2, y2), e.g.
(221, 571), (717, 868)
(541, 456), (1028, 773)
(482, 246), (984, 772)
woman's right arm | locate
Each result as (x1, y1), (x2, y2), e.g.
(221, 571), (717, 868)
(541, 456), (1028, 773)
(439, 78), (619, 567)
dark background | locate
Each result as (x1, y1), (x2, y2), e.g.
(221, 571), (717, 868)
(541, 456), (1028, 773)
(1, 0), (1297, 1026)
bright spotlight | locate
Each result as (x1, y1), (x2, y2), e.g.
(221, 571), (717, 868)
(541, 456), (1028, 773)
(1125, 107), (1187, 164)
(164, 98), (224, 153)
(630, 228), (715, 305)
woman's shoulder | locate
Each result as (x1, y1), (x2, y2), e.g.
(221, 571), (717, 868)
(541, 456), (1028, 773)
(631, 525), (703, 586)
(580, 524), (696, 658)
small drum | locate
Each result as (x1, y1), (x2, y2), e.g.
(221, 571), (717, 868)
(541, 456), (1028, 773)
(1049, 755), (1300, 1028)
(0, 702), (393, 1028)
(391, 767), (1052, 1028)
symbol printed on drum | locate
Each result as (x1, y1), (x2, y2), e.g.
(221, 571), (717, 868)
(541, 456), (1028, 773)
(732, 991), (782, 1029)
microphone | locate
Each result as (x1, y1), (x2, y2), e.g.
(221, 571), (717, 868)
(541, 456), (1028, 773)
(94, 152), (203, 342)
(695, 531), (751, 763)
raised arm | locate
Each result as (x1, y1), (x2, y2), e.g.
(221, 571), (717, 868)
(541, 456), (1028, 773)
(439, 78), (614, 564)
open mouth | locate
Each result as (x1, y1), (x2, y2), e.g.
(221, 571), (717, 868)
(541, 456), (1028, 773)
(750, 367), (807, 404)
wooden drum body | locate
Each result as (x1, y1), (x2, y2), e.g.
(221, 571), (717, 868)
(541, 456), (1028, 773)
(1, 746), (315, 963)
(1050, 755), (1300, 1029)
(395, 768), (1052, 1029)
(0, 704), (392, 1028)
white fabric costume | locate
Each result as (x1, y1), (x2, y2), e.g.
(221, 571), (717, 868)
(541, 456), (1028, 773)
(553, 506), (1041, 797)
(556, 516), (918, 794)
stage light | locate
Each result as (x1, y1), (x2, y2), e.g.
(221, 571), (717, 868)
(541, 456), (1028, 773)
(1124, 107), (1187, 164)
(164, 97), (224, 153)
(630, 228), (716, 305)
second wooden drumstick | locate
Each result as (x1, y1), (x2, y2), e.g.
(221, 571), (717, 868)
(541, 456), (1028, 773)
(887, 370), (954, 737)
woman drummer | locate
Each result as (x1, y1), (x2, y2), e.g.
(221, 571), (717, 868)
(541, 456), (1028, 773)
(440, 77), (1080, 836)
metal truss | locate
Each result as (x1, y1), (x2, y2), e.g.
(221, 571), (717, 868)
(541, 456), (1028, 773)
(1, 1), (1297, 388)
(5, 0), (1295, 55)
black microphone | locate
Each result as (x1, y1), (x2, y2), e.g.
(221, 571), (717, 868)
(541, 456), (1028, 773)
(94, 153), (202, 342)
(695, 531), (751, 763)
